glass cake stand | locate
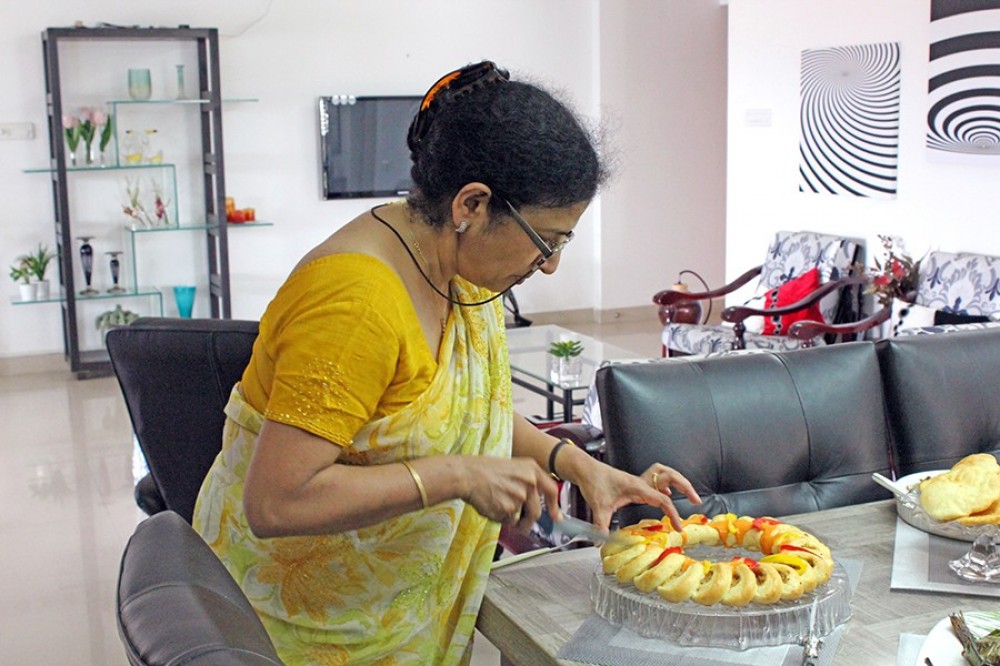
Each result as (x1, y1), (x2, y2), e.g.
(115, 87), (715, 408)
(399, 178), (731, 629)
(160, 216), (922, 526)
(590, 546), (852, 650)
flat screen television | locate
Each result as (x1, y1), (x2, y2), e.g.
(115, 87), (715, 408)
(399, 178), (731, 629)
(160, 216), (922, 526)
(319, 95), (421, 199)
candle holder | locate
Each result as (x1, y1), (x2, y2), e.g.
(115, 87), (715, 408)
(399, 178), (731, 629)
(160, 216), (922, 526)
(106, 251), (126, 293)
(77, 236), (98, 296)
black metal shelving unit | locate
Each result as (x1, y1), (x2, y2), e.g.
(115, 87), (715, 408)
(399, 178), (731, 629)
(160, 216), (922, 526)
(40, 26), (231, 378)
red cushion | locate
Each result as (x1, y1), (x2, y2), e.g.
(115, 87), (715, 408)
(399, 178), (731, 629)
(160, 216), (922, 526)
(761, 267), (824, 335)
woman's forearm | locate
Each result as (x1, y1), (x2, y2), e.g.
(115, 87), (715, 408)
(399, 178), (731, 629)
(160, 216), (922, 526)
(244, 420), (473, 537)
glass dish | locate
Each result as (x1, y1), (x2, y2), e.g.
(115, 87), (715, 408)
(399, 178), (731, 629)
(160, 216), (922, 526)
(896, 471), (1000, 543)
(590, 547), (852, 650)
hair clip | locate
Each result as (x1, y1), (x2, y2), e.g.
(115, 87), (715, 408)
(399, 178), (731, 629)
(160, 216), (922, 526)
(407, 60), (510, 150)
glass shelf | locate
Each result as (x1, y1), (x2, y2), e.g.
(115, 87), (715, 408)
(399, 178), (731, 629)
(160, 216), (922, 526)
(9, 286), (164, 306)
(126, 221), (273, 233)
(23, 162), (175, 174)
(108, 97), (258, 105)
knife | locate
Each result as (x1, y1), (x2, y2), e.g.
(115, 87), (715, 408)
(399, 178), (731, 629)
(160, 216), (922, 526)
(537, 512), (628, 545)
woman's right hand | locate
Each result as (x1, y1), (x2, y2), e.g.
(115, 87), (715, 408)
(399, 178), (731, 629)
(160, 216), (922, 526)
(462, 456), (561, 533)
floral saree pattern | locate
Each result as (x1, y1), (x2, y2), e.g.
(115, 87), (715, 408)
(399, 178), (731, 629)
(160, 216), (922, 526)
(193, 277), (511, 665)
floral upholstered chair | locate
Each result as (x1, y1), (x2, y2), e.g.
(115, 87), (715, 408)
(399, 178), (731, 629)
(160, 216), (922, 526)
(653, 230), (864, 356)
(808, 250), (1000, 340)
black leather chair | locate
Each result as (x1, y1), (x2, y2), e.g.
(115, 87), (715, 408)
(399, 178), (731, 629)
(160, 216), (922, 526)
(878, 328), (1000, 475)
(117, 510), (283, 665)
(106, 317), (259, 522)
(596, 342), (894, 525)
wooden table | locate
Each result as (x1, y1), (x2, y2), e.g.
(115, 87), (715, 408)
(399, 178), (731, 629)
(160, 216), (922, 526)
(476, 500), (999, 665)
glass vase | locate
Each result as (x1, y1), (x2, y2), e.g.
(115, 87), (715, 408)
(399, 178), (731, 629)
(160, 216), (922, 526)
(106, 251), (126, 293)
(549, 355), (583, 385)
(128, 68), (152, 101)
(175, 64), (187, 100)
(77, 236), (98, 296)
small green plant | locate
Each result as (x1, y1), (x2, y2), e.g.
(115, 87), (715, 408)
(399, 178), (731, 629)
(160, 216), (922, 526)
(9, 261), (31, 285)
(20, 243), (55, 282)
(96, 304), (139, 335)
(548, 339), (584, 358)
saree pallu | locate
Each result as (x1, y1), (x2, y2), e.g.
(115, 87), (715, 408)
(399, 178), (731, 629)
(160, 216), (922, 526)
(193, 278), (511, 665)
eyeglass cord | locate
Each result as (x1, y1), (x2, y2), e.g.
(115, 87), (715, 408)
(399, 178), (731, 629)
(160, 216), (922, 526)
(370, 203), (512, 308)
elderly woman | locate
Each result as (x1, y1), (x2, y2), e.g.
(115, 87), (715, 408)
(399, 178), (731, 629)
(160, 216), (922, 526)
(193, 61), (699, 665)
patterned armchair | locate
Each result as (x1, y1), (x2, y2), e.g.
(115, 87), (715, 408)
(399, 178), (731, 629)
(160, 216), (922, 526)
(653, 231), (864, 356)
(792, 250), (1000, 341)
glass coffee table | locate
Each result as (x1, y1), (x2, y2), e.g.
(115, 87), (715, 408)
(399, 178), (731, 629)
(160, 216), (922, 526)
(505, 324), (643, 423)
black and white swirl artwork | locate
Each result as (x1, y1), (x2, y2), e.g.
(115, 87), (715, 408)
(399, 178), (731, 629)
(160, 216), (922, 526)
(927, 0), (1000, 155)
(799, 43), (901, 199)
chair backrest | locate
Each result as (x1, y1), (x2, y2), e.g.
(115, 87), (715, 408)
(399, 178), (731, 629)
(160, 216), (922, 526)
(757, 230), (862, 324)
(117, 511), (283, 665)
(107, 317), (259, 523)
(878, 328), (1000, 475)
(916, 250), (1000, 317)
(596, 342), (893, 525)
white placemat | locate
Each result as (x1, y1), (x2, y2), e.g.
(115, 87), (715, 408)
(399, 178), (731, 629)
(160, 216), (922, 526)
(897, 632), (925, 666)
(556, 558), (862, 666)
(890, 517), (1000, 597)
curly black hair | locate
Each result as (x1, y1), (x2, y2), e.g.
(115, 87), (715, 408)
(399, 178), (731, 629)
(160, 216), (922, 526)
(406, 69), (607, 227)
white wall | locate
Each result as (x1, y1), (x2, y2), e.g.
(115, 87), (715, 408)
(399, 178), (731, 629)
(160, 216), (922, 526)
(727, 0), (1000, 302)
(599, 1), (728, 312)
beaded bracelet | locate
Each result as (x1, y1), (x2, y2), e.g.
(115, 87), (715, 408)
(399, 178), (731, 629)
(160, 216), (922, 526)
(548, 438), (571, 482)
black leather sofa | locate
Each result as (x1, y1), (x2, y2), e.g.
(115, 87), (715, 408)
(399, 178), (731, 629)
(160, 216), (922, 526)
(594, 327), (1000, 526)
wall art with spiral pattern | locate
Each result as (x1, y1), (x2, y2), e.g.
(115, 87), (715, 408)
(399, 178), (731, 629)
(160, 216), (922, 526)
(799, 42), (901, 199)
(927, 0), (1000, 156)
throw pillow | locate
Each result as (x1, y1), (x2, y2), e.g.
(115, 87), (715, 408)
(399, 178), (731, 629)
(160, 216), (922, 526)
(890, 299), (936, 336)
(761, 268), (824, 336)
(933, 310), (990, 325)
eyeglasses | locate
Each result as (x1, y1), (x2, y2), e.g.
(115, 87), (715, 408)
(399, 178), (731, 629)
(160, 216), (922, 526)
(408, 61), (510, 149)
(503, 199), (574, 266)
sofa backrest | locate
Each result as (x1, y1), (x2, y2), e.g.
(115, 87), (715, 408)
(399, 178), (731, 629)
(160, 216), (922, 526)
(596, 342), (894, 525)
(117, 511), (283, 665)
(107, 317), (259, 523)
(878, 328), (1000, 475)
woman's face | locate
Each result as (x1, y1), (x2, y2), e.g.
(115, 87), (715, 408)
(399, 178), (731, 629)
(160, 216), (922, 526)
(457, 200), (589, 293)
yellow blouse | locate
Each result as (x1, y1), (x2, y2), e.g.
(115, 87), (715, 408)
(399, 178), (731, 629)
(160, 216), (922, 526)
(240, 253), (437, 447)
(193, 253), (513, 665)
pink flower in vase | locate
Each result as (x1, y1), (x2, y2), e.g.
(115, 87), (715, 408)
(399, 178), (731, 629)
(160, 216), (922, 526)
(77, 107), (97, 164)
(63, 115), (81, 159)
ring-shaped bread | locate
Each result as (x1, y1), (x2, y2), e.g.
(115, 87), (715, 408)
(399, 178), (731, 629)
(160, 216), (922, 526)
(600, 513), (834, 607)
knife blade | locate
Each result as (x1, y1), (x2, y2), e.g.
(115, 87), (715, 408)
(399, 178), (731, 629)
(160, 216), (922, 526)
(537, 512), (627, 545)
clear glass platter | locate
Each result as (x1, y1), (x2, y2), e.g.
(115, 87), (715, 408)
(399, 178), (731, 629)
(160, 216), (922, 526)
(590, 546), (852, 650)
(896, 470), (1000, 543)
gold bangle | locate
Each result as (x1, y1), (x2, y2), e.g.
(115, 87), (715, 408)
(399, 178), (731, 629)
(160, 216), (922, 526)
(401, 460), (429, 509)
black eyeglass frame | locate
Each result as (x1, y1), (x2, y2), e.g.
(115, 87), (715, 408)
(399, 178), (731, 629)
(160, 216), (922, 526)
(502, 199), (574, 267)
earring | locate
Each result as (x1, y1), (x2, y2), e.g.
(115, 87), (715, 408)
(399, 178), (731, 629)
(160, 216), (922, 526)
(456, 220), (470, 233)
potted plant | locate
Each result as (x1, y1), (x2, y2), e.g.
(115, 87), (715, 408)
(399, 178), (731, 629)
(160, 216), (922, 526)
(9, 260), (35, 301)
(96, 304), (140, 344)
(21, 243), (55, 300)
(548, 339), (584, 384)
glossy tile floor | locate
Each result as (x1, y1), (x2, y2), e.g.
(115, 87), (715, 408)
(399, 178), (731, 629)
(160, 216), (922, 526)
(0, 314), (662, 665)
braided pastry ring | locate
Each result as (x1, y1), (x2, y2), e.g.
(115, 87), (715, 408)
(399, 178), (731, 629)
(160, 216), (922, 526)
(600, 513), (834, 607)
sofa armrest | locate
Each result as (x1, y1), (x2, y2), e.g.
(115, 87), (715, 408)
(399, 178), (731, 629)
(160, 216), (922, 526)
(720, 275), (867, 349)
(653, 265), (762, 307)
(787, 304), (890, 341)
(545, 422), (604, 458)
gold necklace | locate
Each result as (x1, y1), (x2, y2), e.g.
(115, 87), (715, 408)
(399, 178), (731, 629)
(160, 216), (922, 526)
(404, 222), (431, 269)
(404, 219), (448, 334)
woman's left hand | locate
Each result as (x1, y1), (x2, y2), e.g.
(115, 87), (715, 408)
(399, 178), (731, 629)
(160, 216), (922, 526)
(578, 462), (701, 533)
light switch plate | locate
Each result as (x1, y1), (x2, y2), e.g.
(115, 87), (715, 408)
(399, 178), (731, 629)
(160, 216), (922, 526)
(0, 123), (35, 140)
